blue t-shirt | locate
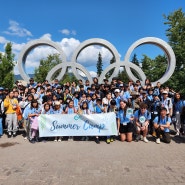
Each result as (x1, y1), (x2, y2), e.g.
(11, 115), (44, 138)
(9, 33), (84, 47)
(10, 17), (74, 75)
(153, 116), (171, 132)
(134, 110), (151, 125)
(173, 100), (185, 113)
(114, 96), (121, 108)
(27, 107), (41, 119)
(73, 98), (79, 109)
(66, 107), (76, 114)
(94, 104), (103, 113)
(118, 108), (134, 125)
(53, 108), (63, 114)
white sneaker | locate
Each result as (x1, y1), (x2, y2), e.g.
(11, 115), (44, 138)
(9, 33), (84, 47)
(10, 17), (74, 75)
(58, 139), (62, 142)
(156, 138), (160, 144)
(143, 137), (148, 143)
(54, 139), (57, 142)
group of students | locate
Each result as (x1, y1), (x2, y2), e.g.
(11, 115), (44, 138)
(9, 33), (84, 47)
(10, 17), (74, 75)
(0, 77), (185, 145)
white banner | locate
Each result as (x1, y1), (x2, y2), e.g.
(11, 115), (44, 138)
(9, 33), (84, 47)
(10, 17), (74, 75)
(38, 112), (117, 137)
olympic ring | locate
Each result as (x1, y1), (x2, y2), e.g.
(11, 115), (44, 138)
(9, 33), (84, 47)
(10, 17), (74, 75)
(17, 37), (176, 86)
(123, 37), (176, 86)
(17, 39), (67, 82)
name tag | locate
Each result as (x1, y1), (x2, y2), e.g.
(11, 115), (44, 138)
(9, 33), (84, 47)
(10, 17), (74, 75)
(154, 111), (158, 115)
(122, 122), (127, 125)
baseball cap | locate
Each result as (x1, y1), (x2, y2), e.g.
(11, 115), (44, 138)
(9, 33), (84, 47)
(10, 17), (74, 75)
(114, 89), (120, 93)
(162, 91), (168, 94)
(54, 101), (60, 106)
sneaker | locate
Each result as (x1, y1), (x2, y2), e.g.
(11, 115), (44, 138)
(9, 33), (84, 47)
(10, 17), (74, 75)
(156, 138), (160, 144)
(54, 139), (57, 142)
(95, 138), (100, 144)
(29, 138), (35, 144)
(143, 137), (148, 143)
(8, 132), (12, 138)
(106, 138), (110, 144)
(58, 138), (62, 142)
(13, 132), (17, 137)
(110, 138), (114, 142)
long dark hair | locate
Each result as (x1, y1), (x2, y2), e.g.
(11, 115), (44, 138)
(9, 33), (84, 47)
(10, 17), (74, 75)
(31, 99), (39, 109)
(81, 101), (89, 110)
(119, 100), (127, 117)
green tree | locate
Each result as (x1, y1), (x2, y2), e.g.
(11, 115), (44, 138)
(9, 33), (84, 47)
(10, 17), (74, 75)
(164, 8), (185, 93)
(141, 55), (153, 80)
(106, 56), (115, 78)
(117, 68), (129, 83)
(130, 53), (141, 80)
(141, 54), (167, 82)
(96, 52), (103, 77)
(0, 42), (15, 89)
(60, 72), (78, 85)
(131, 54), (139, 66)
(34, 54), (61, 82)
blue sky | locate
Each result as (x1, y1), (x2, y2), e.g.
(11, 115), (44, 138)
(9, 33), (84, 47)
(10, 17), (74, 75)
(0, 0), (184, 77)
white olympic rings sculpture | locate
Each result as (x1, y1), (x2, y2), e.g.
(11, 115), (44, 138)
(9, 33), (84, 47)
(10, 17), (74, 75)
(17, 37), (176, 86)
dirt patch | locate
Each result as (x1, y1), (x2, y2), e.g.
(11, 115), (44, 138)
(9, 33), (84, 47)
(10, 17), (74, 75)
(0, 142), (19, 148)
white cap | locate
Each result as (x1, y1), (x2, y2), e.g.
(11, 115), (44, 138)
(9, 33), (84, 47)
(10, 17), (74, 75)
(54, 101), (60, 105)
(114, 89), (120, 93)
(162, 91), (168, 94)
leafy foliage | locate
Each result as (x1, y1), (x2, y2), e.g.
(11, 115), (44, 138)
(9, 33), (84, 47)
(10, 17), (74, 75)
(60, 72), (78, 85)
(141, 54), (167, 82)
(163, 8), (185, 94)
(96, 52), (103, 77)
(34, 54), (61, 82)
(0, 42), (15, 89)
(106, 56), (116, 78)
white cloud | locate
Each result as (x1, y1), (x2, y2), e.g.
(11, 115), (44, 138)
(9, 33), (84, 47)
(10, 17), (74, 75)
(77, 45), (113, 68)
(12, 43), (25, 51)
(76, 70), (97, 78)
(60, 29), (77, 36)
(40, 33), (52, 40)
(12, 36), (115, 76)
(0, 36), (8, 44)
(89, 71), (97, 78)
(57, 38), (80, 60)
(4, 20), (32, 37)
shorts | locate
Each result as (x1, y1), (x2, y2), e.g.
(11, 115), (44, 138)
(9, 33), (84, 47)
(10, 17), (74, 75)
(119, 123), (134, 134)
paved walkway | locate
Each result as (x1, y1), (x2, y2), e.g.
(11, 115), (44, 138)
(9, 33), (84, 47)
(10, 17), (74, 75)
(0, 133), (185, 185)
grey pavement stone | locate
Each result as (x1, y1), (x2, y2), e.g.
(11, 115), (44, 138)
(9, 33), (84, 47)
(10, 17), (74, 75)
(0, 133), (185, 185)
